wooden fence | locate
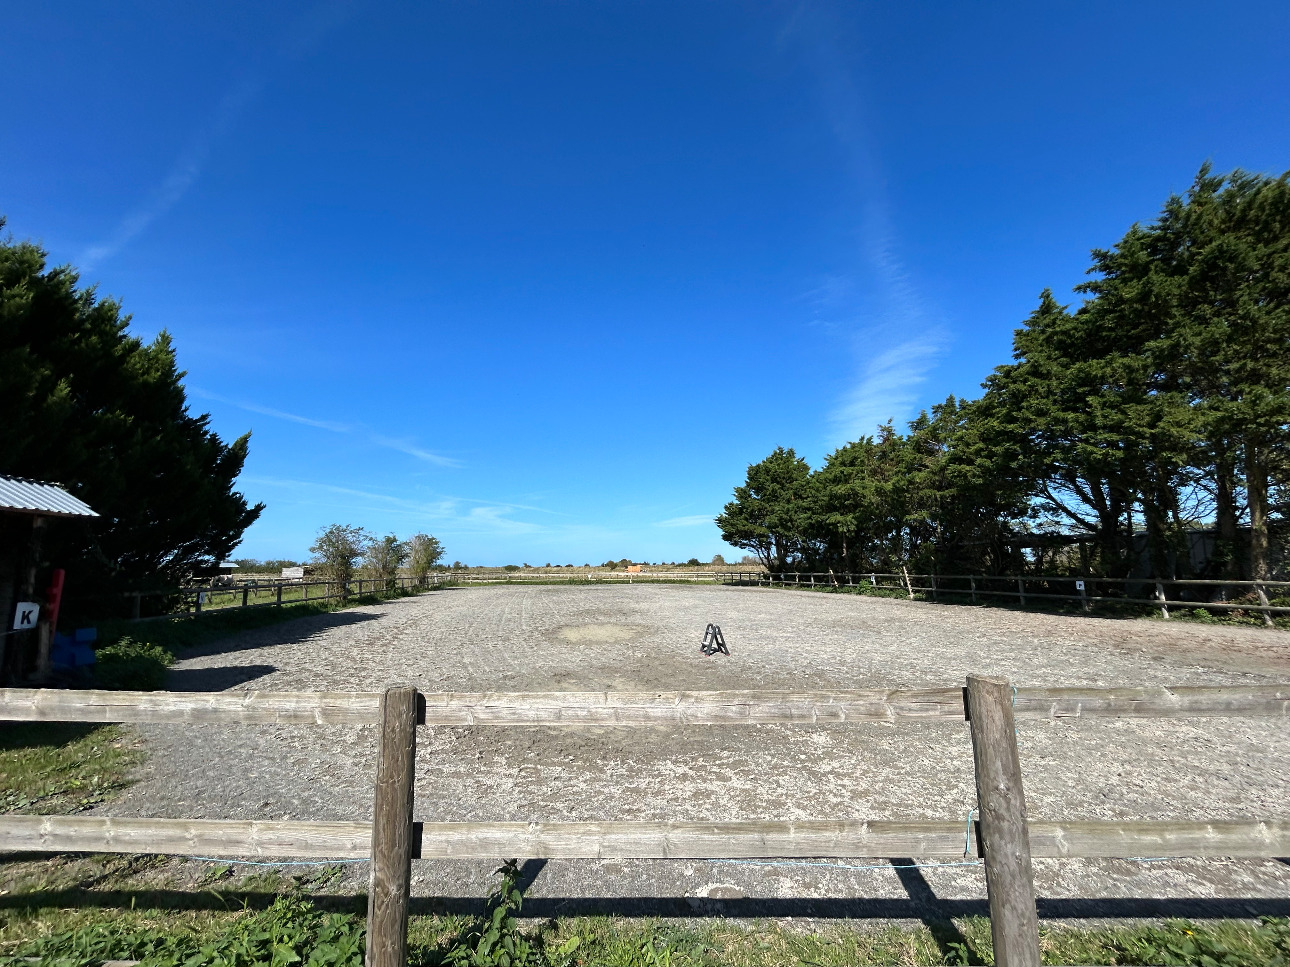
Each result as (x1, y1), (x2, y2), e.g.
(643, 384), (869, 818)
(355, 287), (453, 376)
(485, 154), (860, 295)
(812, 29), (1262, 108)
(454, 570), (722, 584)
(117, 575), (449, 621)
(98, 569), (1290, 628)
(2, 682), (1288, 966)
(721, 570), (1290, 625)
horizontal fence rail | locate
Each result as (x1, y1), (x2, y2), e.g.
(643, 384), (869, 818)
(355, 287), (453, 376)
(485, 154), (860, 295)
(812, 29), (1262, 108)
(716, 570), (1290, 624)
(4, 685), (1288, 726)
(3, 681), (1288, 966)
(108, 574), (447, 622)
(411, 818), (1290, 860)
(0, 816), (373, 858)
(4, 815), (1289, 861)
(0, 688), (382, 725)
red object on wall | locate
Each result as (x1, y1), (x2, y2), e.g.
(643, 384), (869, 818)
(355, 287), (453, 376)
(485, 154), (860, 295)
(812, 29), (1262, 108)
(44, 569), (65, 632)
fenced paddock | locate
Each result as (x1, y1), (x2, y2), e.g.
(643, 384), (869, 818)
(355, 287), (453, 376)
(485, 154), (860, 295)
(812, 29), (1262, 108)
(2, 681), (1288, 967)
(8, 585), (1290, 960)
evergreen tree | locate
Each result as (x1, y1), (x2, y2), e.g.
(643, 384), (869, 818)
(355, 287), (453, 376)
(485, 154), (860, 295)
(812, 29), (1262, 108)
(0, 222), (263, 600)
(716, 447), (816, 572)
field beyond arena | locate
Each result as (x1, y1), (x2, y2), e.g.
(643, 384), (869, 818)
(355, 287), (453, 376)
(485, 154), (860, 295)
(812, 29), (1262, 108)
(104, 583), (1290, 921)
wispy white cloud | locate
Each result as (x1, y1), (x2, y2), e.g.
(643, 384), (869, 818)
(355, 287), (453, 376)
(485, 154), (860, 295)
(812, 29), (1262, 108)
(784, 6), (951, 449)
(370, 435), (462, 468)
(193, 389), (462, 467)
(654, 514), (716, 528)
(190, 388), (350, 432)
(81, 74), (262, 270)
(79, 1), (353, 269)
(829, 331), (947, 442)
(243, 476), (537, 534)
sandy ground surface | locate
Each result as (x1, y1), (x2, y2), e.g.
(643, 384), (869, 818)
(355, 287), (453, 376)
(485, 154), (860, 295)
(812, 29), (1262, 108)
(101, 585), (1290, 922)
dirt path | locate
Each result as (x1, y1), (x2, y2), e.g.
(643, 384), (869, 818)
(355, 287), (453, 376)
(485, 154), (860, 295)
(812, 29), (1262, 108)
(102, 585), (1290, 921)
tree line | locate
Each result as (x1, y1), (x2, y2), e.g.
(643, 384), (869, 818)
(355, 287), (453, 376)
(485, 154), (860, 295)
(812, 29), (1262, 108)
(309, 525), (444, 591)
(718, 167), (1290, 582)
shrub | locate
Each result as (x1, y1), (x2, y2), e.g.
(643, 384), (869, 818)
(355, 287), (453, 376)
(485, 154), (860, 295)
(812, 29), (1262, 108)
(93, 637), (174, 691)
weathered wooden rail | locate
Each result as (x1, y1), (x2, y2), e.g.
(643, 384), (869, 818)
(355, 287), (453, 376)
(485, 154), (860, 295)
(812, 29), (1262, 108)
(725, 569), (1290, 624)
(1, 682), (1288, 967)
(114, 574), (447, 621)
(5, 684), (1288, 725)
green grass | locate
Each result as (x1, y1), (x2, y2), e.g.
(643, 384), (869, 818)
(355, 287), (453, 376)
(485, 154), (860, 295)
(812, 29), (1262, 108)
(1, 860), (1287, 965)
(94, 583), (440, 656)
(0, 722), (142, 815)
(2, 903), (1289, 965)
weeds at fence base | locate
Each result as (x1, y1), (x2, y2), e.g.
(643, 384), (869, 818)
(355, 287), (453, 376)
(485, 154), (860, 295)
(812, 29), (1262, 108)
(4, 892), (1290, 967)
(1, 855), (1288, 965)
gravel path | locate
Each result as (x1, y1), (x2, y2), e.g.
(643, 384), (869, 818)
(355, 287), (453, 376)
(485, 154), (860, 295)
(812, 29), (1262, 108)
(103, 585), (1290, 921)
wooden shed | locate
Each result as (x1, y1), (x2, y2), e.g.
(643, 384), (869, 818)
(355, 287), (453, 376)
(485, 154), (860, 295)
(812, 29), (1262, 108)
(0, 475), (99, 682)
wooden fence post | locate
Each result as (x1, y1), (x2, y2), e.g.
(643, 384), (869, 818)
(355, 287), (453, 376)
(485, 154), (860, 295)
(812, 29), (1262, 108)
(966, 674), (1040, 967)
(366, 685), (419, 967)
(969, 576), (977, 604)
(930, 574), (938, 602)
(276, 584), (283, 608)
(1255, 583), (1275, 628)
(1016, 577), (1026, 607)
(1155, 582), (1170, 620)
(242, 586), (250, 609)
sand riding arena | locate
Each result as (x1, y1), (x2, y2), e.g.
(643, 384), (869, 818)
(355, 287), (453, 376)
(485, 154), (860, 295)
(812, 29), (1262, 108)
(103, 583), (1290, 920)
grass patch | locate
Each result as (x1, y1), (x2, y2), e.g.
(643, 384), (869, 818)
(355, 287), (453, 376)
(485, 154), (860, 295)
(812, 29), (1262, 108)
(3, 861), (1288, 965)
(0, 723), (141, 815)
(1, 903), (1289, 965)
(93, 583), (439, 657)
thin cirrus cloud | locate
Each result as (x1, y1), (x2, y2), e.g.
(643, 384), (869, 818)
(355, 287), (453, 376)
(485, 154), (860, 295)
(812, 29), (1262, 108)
(654, 514), (717, 528)
(369, 435), (462, 468)
(243, 476), (541, 535)
(80, 74), (262, 271)
(188, 389), (350, 433)
(787, 6), (950, 449)
(78, 1), (353, 270)
(189, 387), (349, 432)
(829, 333), (946, 443)
(190, 389), (460, 467)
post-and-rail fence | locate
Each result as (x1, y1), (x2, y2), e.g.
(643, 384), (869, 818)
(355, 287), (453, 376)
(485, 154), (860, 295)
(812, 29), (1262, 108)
(115, 575), (444, 621)
(98, 569), (1289, 626)
(2, 682), (1289, 966)
(722, 571), (1290, 623)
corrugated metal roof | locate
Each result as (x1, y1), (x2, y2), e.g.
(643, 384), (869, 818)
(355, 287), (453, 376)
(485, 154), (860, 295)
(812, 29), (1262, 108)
(0, 475), (99, 518)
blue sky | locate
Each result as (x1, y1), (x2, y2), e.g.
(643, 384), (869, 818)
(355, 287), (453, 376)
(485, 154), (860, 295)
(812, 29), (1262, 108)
(5, 2), (1288, 565)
